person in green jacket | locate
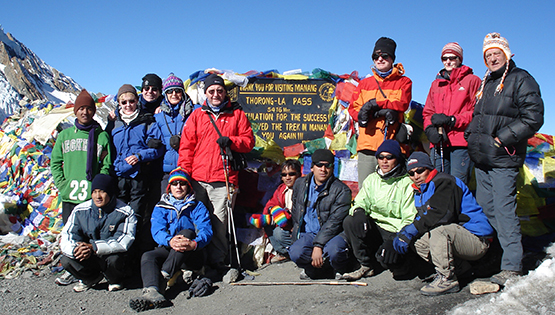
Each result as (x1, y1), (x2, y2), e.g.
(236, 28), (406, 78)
(341, 140), (416, 281)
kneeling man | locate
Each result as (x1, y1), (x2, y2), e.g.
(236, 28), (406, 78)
(394, 152), (493, 296)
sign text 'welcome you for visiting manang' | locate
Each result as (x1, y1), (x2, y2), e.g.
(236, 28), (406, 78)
(229, 78), (336, 147)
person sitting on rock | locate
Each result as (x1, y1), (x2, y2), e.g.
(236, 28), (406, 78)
(129, 167), (212, 312)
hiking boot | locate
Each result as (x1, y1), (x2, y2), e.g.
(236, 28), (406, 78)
(55, 270), (77, 286)
(340, 265), (374, 281)
(73, 274), (104, 292)
(108, 283), (123, 292)
(270, 253), (289, 264)
(299, 270), (311, 280)
(129, 287), (168, 312)
(420, 273), (460, 296)
(490, 270), (522, 286)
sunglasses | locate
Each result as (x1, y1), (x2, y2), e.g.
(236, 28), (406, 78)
(441, 56), (459, 61)
(312, 162), (333, 169)
(377, 154), (395, 160)
(281, 172), (298, 177)
(372, 52), (391, 60)
(170, 181), (188, 187)
(120, 99), (137, 105)
(143, 86), (159, 92)
(166, 88), (182, 95)
(408, 167), (427, 176)
(207, 88), (226, 95)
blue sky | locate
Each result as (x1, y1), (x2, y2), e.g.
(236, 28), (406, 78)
(2, 0), (553, 134)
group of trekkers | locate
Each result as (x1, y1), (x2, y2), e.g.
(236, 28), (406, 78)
(49, 32), (544, 312)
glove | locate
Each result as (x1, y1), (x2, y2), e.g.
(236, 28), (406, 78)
(169, 135), (181, 150)
(431, 113), (456, 128)
(147, 138), (163, 148)
(216, 136), (232, 149)
(269, 206), (291, 228)
(395, 123), (413, 144)
(374, 109), (398, 125)
(393, 224), (418, 255)
(249, 214), (271, 228)
(376, 239), (399, 265)
(189, 277), (213, 297)
(358, 99), (379, 127)
(424, 125), (448, 144)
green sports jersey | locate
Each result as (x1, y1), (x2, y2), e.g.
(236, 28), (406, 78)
(50, 125), (113, 203)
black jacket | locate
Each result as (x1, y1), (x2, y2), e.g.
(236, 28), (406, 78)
(291, 173), (352, 248)
(465, 60), (544, 168)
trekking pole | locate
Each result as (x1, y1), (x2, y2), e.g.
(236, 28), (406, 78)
(438, 126), (444, 172)
(383, 124), (388, 141)
(220, 147), (242, 271)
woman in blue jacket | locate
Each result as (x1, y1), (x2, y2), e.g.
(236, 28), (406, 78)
(130, 167), (212, 311)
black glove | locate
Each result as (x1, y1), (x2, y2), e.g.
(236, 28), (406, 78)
(431, 113), (456, 128)
(374, 109), (398, 125)
(189, 277), (213, 297)
(169, 135), (181, 150)
(376, 239), (399, 265)
(216, 136), (232, 149)
(425, 125), (448, 144)
(358, 99), (379, 127)
(147, 138), (163, 149)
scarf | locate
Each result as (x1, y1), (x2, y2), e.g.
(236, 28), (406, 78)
(372, 66), (393, 78)
(120, 109), (139, 125)
(376, 162), (406, 180)
(207, 99), (228, 113)
(75, 119), (101, 181)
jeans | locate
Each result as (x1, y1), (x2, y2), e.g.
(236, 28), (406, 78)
(430, 147), (472, 185)
(61, 253), (126, 285)
(264, 225), (292, 255)
(289, 232), (351, 275)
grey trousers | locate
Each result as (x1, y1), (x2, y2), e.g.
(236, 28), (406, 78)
(475, 166), (522, 272)
(414, 224), (489, 279)
(357, 151), (377, 189)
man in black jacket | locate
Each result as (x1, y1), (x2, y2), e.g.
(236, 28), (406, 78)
(288, 149), (353, 279)
(465, 33), (544, 286)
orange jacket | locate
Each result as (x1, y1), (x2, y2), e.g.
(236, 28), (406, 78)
(348, 64), (412, 152)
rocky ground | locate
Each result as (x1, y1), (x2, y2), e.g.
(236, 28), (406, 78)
(0, 259), (494, 315)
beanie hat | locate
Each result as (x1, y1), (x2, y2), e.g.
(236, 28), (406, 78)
(476, 33), (512, 101)
(373, 37), (397, 61)
(91, 174), (116, 197)
(167, 167), (192, 193)
(117, 84), (138, 100)
(142, 73), (163, 90)
(483, 32), (511, 64)
(375, 140), (402, 161)
(442, 42), (463, 62)
(203, 73), (226, 91)
(311, 149), (335, 165)
(74, 89), (96, 115)
(162, 73), (185, 95)
(406, 151), (434, 171)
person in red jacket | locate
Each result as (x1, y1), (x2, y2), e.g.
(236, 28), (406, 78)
(423, 42), (481, 184)
(178, 73), (255, 280)
(348, 37), (412, 188)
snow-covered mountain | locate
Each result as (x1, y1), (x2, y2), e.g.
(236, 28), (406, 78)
(0, 26), (81, 122)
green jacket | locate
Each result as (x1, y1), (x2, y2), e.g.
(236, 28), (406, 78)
(50, 126), (112, 203)
(350, 172), (416, 233)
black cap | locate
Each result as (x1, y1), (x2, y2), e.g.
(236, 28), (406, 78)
(204, 73), (226, 91)
(312, 149), (335, 165)
(91, 174), (116, 197)
(142, 73), (163, 90)
(374, 37), (397, 61)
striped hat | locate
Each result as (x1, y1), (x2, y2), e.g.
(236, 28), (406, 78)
(442, 42), (463, 62)
(162, 73), (185, 95)
(166, 167), (192, 193)
(483, 32), (512, 64)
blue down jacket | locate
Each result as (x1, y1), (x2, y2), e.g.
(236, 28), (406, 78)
(150, 193), (213, 249)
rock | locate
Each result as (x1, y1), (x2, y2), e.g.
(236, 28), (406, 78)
(222, 268), (240, 284)
(469, 280), (500, 295)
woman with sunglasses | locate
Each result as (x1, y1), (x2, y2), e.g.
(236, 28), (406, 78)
(348, 37), (412, 188)
(423, 42), (481, 184)
(341, 140), (417, 281)
(130, 167), (212, 311)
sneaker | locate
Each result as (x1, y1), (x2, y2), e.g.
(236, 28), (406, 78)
(299, 270), (311, 280)
(129, 287), (168, 312)
(73, 274), (104, 292)
(490, 270), (522, 286)
(108, 283), (123, 292)
(55, 270), (77, 286)
(340, 265), (374, 281)
(420, 273), (460, 296)
(270, 253), (289, 264)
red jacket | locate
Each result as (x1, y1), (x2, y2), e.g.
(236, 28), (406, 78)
(348, 64), (412, 152)
(178, 101), (255, 186)
(423, 65), (481, 148)
(263, 183), (289, 215)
